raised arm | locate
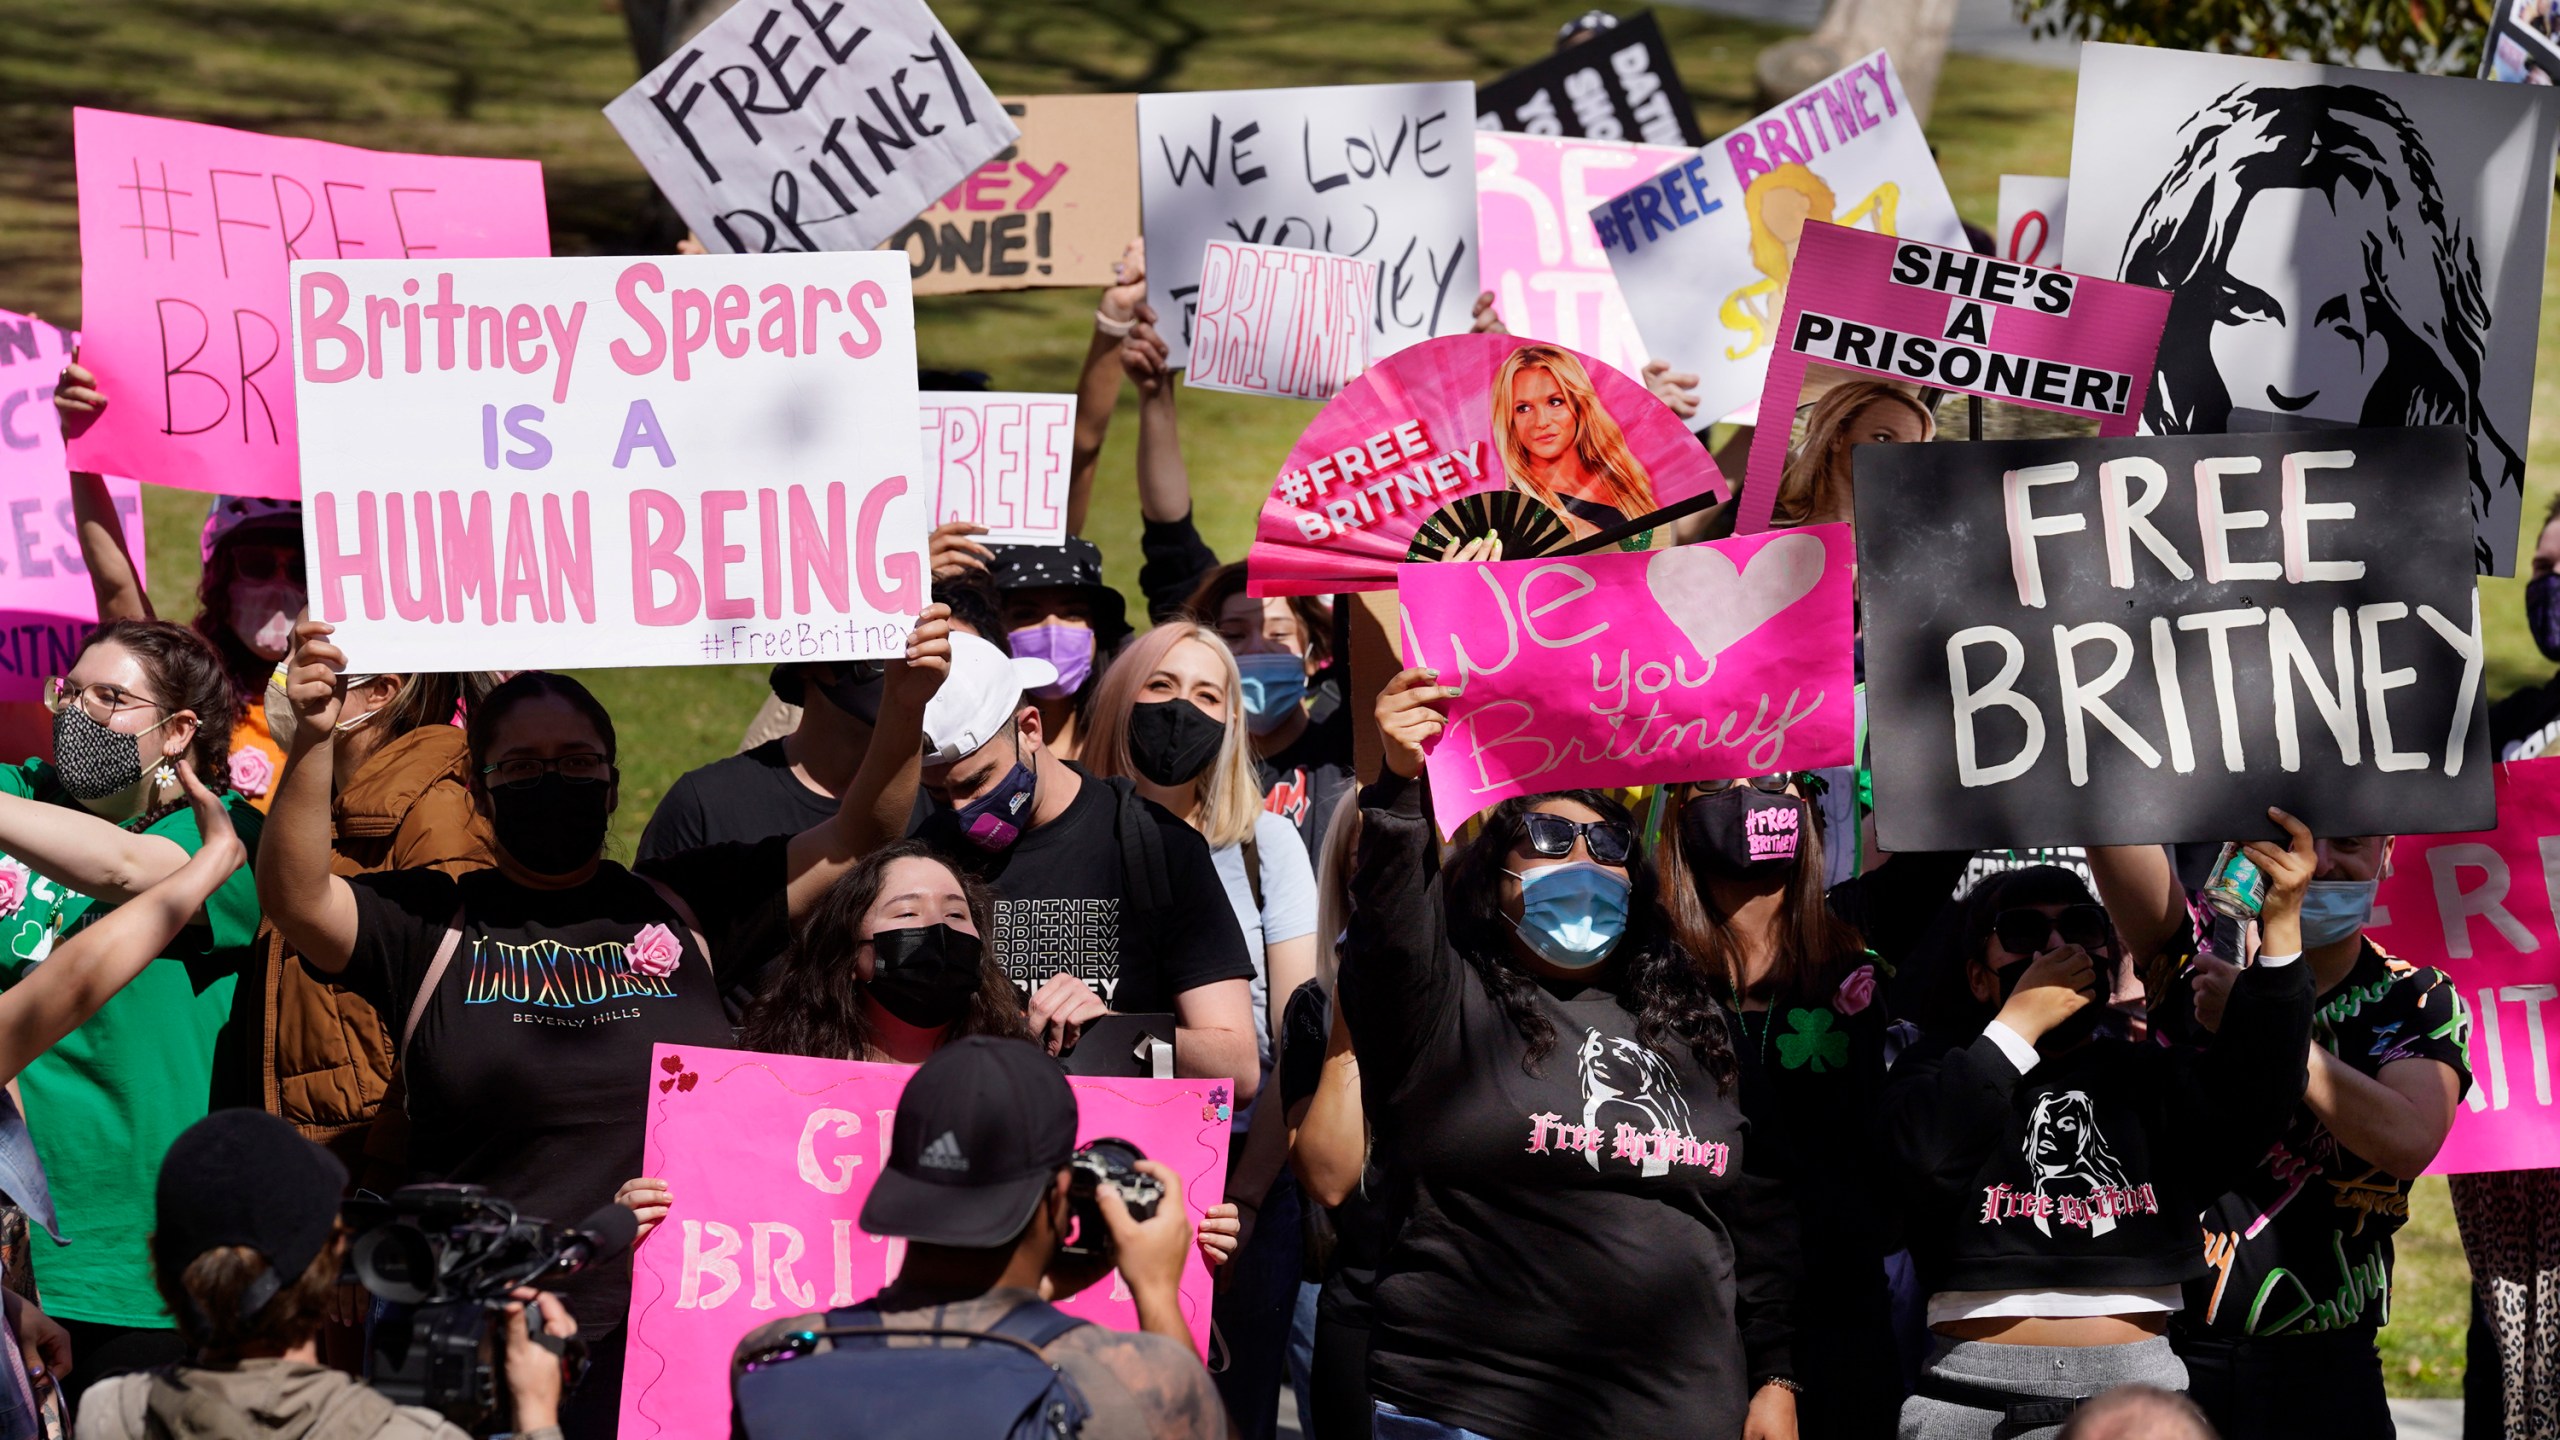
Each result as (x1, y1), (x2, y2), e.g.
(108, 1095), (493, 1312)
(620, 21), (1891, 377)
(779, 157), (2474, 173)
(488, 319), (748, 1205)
(2085, 842), (2189, 971)
(56, 360), (153, 622)
(1066, 238), (1148, 538)
(256, 621), (365, 972)
(2178, 809), (2317, 1185)
(1335, 669), (1467, 1094)
(782, 607), (950, 918)
(1289, 997), (1366, 1207)
(1124, 308), (1190, 526)
(0, 790), (190, 905)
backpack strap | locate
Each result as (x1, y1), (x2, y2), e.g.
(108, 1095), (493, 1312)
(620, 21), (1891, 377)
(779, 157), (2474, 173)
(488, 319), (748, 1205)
(983, 1298), (1090, 1350)
(398, 907), (468, 1059)
(802, 1299), (1084, 1353)
(1104, 776), (1175, 939)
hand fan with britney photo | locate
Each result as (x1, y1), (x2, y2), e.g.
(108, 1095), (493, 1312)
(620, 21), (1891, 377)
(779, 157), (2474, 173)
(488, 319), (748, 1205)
(1245, 332), (1726, 596)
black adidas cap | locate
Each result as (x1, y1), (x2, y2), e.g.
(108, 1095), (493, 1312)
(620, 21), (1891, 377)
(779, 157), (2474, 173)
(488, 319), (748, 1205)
(861, 1036), (1079, 1248)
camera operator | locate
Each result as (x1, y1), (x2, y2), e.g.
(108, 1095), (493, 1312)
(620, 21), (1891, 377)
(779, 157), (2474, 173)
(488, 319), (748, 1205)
(729, 1036), (1229, 1440)
(76, 1111), (575, 1440)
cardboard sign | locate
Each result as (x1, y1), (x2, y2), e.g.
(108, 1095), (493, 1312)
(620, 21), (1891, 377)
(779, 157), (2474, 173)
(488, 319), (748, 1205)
(1736, 224), (2172, 536)
(1857, 427), (2491, 852)
(1245, 333), (1723, 597)
(1182, 240), (1378, 402)
(2066, 42), (2560, 575)
(290, 253), (929, 672)
(1473, 10), (1705, 148)
(618, 1044), (1231, 1440)
(890, 94), (1140, 295)
(0, 317), (146, 703)
(1996, 175), (2067, 269)
(918, 392), (1074, 547)
(69, 108), (550, 499)
(1596, 51), (1964, 427)
(1138, 83), (1478, 371)
(1397, 528), (1855, 836)
(605, 0), (1018, 256)
(1475, 132), (1693, 383)
(2367, 756), (2560, 1173)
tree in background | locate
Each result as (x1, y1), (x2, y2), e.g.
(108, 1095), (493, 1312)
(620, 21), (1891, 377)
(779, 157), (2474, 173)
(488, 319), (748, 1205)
(2012, 0), (2492, 74)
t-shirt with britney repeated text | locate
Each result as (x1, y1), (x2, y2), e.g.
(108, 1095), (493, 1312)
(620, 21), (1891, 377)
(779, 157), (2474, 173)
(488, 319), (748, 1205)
(340, 846), (785, 1330)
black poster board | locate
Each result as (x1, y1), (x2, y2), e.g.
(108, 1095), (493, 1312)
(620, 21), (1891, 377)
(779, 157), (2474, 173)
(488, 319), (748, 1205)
(1857, 427), (2491, 851)
(1474, 11), (1705, 148)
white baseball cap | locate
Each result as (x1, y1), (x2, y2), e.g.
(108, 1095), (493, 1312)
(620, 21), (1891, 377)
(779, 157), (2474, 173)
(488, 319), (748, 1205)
(921, 632), (1060, 767)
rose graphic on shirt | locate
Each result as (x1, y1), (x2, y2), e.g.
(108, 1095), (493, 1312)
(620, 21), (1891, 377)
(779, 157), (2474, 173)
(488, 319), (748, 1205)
(1834, 964), (1877, 1016)
(0, 860), (25, 919)
(626, 923), (683, 979)
(1775, 1008), (1848, 1072)
(228, 747), (274, 797)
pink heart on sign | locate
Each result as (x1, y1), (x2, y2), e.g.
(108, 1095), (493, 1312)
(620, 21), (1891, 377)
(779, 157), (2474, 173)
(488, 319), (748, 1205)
(1645, 534), (1827, 660)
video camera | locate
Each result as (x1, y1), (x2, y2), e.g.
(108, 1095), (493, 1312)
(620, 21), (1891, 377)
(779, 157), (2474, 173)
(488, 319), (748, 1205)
(345, 1183), (636, 1433)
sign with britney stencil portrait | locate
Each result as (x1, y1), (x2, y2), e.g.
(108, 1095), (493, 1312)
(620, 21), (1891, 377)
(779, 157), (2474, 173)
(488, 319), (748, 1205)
(1396, 528), (1854, 836)
(620, 1045), (1230, 1439)
(1245, 333), (1722, 597)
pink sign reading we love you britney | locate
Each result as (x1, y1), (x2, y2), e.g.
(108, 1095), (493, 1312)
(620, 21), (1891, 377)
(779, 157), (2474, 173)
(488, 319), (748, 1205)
(70, 108), (550, 499)
(1396, 526), (1856, 836)
(620, 1045), (1229, 1440)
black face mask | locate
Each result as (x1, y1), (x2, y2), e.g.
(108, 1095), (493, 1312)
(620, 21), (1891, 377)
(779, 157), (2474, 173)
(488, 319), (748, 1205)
(2530, 574), (2560, 664)
(1680, 789), (1806, 878)
(1126, 699), (1225, 787)
(866, 924), (986, 1028)
(489, 773), (612, 876)
(812, 661), (887, 726)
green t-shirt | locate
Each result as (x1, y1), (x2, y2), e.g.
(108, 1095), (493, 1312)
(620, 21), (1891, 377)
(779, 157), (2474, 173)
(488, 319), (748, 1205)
(0, 761), (262, 1327)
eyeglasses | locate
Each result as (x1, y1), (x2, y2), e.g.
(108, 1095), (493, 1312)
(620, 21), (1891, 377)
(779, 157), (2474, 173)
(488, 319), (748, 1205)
(228, 547), (306, 585)
(1520, 813), (1632, 865)
(1685, 775), (1795, 797)
(42, 677), (167, 723)
(1993, 905), (2116, 957)
(480, 753), (615, 789)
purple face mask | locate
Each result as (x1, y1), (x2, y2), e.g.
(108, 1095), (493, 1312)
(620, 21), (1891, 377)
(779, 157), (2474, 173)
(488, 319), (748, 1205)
(1008, 623), (1094, 698)
(956, 758), (1040, 852)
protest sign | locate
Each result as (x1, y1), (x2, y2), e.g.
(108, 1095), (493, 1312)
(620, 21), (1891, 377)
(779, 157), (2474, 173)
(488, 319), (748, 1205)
(1858, 426), (2491, 852)
(1183, 240), (1378, 402)
(69, 108), (549, 500)
(290, 252), (929, 673)
(605, 0), (1018, 256)
(618, 1044), (1229, 1440)
(2367, 756), (2560, 1173)
(1397, 527), (1854, 836)
(2066, 42), (2560, 576)
(1735, 224), (2172, 536)
(891, 94), (1140, 295)
(1474, 10), (1704, 148)
(2484, 0), (2560, 84)
(1245, 333), (1722, 596)
(1595, 51), (1963, 428)
(1138, 83), (1477, 370)
(1475, 132), (1692, 382)
(918, 392), (1073, 547)
(0, 317), (146, 703)
(1996, 175), (2067, 268)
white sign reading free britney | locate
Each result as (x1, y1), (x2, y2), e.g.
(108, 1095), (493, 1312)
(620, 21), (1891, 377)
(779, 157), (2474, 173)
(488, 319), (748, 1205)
(290, 254), (930, 671)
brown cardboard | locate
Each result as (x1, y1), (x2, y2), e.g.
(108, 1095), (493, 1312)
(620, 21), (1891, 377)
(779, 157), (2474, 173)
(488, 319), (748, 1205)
(887, 94), (1140, 296)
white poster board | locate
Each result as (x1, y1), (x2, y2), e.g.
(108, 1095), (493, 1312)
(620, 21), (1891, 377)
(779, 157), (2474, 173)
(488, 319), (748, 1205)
(1996, 175), (2067, 268)
(605, 0), (1018, 255)
(2066, 42), (2560, 575)
(920, 392), (1075, 547)
(291, 253), (929, 671)
(1138, 82), (1478, 371)
(1596, 50), (1963, 427)
(1183, 240), (1378, 402)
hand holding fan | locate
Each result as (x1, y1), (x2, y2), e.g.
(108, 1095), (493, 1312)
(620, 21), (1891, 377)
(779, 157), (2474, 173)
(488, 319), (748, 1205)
(1245, 333), (1725, 596)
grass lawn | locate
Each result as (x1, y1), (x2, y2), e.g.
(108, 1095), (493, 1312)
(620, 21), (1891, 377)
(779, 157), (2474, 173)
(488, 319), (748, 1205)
(0, 0), (2520, 1397)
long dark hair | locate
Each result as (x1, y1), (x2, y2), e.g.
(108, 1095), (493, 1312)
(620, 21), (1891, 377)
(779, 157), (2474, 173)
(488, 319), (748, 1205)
(740, 840), (1025, 1059)
(1658, 785), (1869, 1010)
(1443, 791), (1735, 1088)
(86, 618), (239, 799)
(1919, 864), (2097, 1037)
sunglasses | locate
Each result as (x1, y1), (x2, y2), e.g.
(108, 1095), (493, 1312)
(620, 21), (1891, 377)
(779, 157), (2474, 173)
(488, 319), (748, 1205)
(229, 547), (307, 585)
(1993, 905), (2116, 957)
(1686, 775), (1794, 797)
(1520, 813), (1632, 865)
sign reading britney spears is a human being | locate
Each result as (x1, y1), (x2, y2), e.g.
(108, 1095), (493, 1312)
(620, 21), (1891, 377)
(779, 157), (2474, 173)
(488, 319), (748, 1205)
(289, 253), (929, 672)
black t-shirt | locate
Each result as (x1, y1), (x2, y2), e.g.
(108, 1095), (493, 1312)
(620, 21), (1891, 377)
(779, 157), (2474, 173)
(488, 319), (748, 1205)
(2491, 675), (2560, 760)
(636, 739), (837, 864)
(2180, 941), (2471, 1339)
(342, 847), (785, 1330)
(913, 767), (1253, 1013)
(1256, 698), (1354, 860)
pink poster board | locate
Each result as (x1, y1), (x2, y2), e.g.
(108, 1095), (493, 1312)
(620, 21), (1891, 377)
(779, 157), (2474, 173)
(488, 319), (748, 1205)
(1735, 222), (2170, 536)
(70, 108), (550, 498)
(2365, 755), (2560, 1174)
(619, 1044), (1230, 1440)
(1474, 132), (1693, 383)
(0, 314), (146, 703)
(1246, 332), (1723, 597)
(1396, 525), (1855, 835)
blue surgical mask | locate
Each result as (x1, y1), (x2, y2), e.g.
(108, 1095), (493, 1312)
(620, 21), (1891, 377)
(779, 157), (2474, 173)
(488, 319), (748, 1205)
(1506, 861), (1630, 970)
(2298, 879), (2377, 949)
(1235, 651), (1308, 735)
(955, 759), (1039, 852)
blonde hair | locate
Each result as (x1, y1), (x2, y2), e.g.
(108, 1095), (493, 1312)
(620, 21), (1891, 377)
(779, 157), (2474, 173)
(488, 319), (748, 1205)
(1490, 344), (1659, 522)
(1081, 623), (1266, 851)
(1773, 378), (1936, 527)
(1744, 164), (1837, 282)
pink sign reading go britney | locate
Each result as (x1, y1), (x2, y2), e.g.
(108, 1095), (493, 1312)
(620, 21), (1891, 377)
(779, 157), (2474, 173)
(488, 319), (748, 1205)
(2366, 756), (2560, 1174)
(619, 1045), (1230, 1440)
(1396, 526), (1856, 836)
